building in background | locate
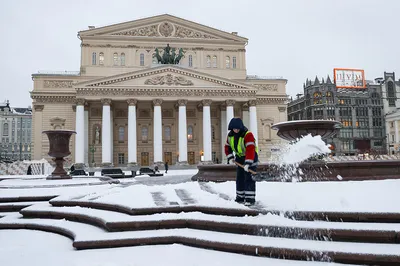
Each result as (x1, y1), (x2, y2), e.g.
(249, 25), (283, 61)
(381, 72), (400, 154)
(0, 100), (32, 161)
(287, 71), (386, 156)
(30, 14), (288, 167)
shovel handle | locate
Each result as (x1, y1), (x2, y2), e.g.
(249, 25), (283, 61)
(234, 161), (257, 175)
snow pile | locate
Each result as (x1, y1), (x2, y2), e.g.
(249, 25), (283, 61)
(268, 134), (332, 182)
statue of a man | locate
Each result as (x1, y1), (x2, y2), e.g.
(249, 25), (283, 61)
(95, 126), (101, 144)
(164, 44), (171, 55)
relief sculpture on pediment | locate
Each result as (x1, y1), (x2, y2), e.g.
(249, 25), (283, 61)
(112, 24), (159, 37)
(174, 25), (217, 39)
(144, 74), (194, 86)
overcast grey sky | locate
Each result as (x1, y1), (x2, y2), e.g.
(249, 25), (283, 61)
(1, 0), (399, 107)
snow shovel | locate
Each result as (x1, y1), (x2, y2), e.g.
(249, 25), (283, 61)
(234, 161), (277, 181)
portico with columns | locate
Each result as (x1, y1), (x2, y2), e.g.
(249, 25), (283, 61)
(72, 73), (262, 167)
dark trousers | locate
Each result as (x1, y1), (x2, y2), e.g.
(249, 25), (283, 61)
(236, 165), (256, 203)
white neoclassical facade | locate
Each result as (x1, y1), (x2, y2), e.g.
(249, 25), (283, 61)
(31, 14), (287, 167)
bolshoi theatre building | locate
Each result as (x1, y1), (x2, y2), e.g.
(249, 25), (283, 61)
(30, 14), (288, 167)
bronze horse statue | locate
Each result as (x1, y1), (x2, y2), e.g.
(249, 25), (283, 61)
(153, 48), (162, 63)
(174, 48), (185, 64)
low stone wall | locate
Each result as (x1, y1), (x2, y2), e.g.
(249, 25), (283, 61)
(192, 160), (400, 182)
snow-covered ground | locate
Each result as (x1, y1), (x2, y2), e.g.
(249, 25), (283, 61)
(1, 137), (399, 265)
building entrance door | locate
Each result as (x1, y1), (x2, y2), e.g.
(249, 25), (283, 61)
(141, 152), (149, 166)
(188, 151), (195, 165)
(164, 152), (172, 165)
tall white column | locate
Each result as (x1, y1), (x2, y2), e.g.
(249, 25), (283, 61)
(178, 99), (188, 164)
(84, 107), (89, 165)
(74, 99), (85, 168)
(226, 100), (235, 134)
(395, 120), (399, 144)
(220, 107), (227, 163)
(153, 99), (163, 163)
(127, 99), (138, 166)
(202, 99), (212, 163)
(249, 100), (258, 143)
(101, 98), (112, 166)
(110, 109), (114, 165)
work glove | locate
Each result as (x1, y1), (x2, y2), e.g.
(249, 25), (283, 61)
(228, 158), (235, 165)
(243, 164), (250, 172)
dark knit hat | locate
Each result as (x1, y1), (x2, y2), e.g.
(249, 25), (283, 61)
(228, 118), (244, 130)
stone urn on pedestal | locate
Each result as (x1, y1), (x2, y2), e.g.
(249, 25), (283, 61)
(42, 130), (76, 180)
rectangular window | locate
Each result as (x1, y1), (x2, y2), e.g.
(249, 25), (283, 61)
(140, 53), (145, 66)
(232, 56), (237, 68)
(121, 53), (125, 66)
(92, 52), (96, 65)
(118, 153), (125, 165)
(188, 55), (193, 67)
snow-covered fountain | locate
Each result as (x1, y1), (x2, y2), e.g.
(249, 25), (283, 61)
(193, 120), (400, 182)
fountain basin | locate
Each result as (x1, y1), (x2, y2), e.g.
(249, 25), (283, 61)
(192, 160), (400, 182)
(271, 120), (341, 142)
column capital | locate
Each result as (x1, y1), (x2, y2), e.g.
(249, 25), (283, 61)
(248, 99), (257, 107)
(33, 105), (44, 111)
(177, 99), (188, 106)
(75, 98), (86, 106)
(242, 102), (249, 111)
(225, 100), (236, 106)
(202, 99), (212, 106)
(127, 99), (138, 106)
(152, 98), (163, 106)
(101, 98), (112, 106)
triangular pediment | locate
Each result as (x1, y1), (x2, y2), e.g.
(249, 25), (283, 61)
(75, 65), (252, 89)
(78, 14), (247, 43)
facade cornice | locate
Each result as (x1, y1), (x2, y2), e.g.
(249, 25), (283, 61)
(81, 43), (244, 52)
(256, 97), (288, 105)
(75, 87), (256, 98)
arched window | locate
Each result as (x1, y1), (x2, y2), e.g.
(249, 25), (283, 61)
(187, 126), (193, 141)
(3, 123), (8, 136)
(113, 53), (118, 66)
(232, 56), (237, 69)
(225, 56), (230, 68)
(140, 53), (145, 66)
(313, 91), (322, 104)
(141, 126), (148, 141)
(164, 126), (171, 142)
(206, 56), (211, 68)
(120, 53), (125, 66)
(99, 52), (104, 65)
(211, 126), (215, 141)
(118, 126), (125, 142)
(188, 55), (193, 67)
(92, 52), (96, 65)
(212, 55), (217, 68)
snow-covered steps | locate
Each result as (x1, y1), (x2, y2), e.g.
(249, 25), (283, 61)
(1, 216), (400, 265)
(19, 204), (400, 244)
(0, 201), (44, 212)
(0, 195), (57, 203)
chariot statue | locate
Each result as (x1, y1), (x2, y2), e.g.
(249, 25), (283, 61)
(153, 44), (185, 64)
